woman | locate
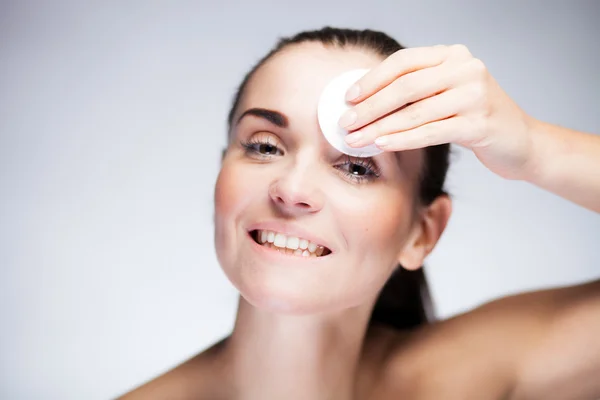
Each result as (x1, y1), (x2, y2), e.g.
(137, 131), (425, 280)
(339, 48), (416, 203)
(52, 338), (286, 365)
(120, 27), (600, 399)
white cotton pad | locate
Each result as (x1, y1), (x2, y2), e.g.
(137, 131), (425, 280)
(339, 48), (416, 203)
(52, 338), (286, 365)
(317, 68), (383, 158)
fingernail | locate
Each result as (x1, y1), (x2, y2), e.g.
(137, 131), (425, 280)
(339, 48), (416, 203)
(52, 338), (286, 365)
(345, 131), (363, 145)
(345, 84), (360, 102)
(375, 136), (388, 147)
(338, 110), (357, 128)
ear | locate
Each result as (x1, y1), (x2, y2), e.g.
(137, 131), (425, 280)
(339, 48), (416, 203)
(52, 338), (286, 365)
(397, 195), (452, 270)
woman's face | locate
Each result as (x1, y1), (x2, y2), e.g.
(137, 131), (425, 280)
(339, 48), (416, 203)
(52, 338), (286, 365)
(214, 43), (428, 314)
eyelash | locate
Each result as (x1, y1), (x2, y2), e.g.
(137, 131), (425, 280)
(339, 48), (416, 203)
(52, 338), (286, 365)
(337, 155), (381, 183)
(240, 136), (282, 158)
(239, 137), (381, 183)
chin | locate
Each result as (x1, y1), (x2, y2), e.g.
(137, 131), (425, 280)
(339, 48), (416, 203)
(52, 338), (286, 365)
(233, 267), (377, 316)
(233, 272), (330, 315)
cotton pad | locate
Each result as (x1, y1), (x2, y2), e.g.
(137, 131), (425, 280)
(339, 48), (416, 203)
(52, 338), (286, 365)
(317, 69), (383, 158)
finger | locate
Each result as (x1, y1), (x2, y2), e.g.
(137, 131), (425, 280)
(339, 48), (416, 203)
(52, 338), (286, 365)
(345, 44), (472, 104)
(373, 116), (469, 151)
(342, 62), (463, 131)
(345, 46), (449, 104)
(345, 88), (468, 147)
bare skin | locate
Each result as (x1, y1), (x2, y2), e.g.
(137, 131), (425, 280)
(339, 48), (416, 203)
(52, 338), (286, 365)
(118, 42), (600, 400)
(119, 280), (600, 400)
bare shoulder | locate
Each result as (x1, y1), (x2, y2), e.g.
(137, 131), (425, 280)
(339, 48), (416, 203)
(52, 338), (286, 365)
(116, 338), (229, 400)
(375, 279), (600, 399)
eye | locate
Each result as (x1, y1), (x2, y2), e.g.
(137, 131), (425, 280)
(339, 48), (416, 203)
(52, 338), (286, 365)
(336, 156), (381, 183)
(255, 143), (280, 156)
(346, 163), (369, 176)
(240, 134), (284, 158)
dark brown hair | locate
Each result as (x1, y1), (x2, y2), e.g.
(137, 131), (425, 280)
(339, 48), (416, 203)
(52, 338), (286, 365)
(226, 27), (450, 330)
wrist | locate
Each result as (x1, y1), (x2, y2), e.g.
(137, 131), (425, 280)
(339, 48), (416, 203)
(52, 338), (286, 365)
(522, 117), (552, 185)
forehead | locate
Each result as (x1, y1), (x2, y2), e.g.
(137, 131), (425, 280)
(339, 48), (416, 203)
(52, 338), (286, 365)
(239, 42), (380, 124)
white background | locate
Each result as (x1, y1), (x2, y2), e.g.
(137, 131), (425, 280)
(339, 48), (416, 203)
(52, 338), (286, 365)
(1, 1), (599, 398)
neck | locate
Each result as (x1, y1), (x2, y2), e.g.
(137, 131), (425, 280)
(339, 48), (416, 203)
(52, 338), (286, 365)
(222, 296), (376, 400)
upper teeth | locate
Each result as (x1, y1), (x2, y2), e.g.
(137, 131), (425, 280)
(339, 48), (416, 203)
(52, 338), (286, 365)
(257, 230), (325, 256)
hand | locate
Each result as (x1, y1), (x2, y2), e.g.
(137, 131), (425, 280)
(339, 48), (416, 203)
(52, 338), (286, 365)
(340, 45), (537, 180)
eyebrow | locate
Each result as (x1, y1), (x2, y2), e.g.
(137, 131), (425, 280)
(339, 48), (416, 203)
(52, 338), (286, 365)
(236, 108), (289, 128)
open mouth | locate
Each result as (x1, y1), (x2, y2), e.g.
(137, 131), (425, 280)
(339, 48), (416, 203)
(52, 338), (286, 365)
(250, 230), (332, 258)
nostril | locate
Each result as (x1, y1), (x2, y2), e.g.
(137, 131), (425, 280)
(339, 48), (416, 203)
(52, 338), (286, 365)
(275, 196), (310, 209)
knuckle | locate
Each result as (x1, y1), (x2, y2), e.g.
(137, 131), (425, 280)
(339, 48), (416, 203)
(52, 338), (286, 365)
(384, 92), (401, 112)
(388, 49), (408, 68)
(468, 81), (487, 100)
(390, 48), (404, 62)
(433, 44), (449, 55)
(363, 122), (381, 138)
(358, 99), (376, 120)
(469, 58), (488, 77)
(420, 123), (438, 144)
(396, 76), (417, 99)
(373, 122), (386, 138)
(406, 104), (422, 123)
(450, 43), (471, 57)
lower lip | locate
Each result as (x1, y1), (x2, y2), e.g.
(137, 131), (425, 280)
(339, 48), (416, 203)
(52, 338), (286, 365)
(247, 232), (328, 264)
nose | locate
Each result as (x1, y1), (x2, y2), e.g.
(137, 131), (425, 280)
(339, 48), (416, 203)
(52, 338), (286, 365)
(268, 165), (324, 216)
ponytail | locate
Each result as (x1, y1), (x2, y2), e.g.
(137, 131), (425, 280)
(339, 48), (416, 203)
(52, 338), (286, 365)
(369, 266), (434, 329)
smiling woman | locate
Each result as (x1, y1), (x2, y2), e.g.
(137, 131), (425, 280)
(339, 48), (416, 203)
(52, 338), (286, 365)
(215, 34), (450, 318)
(221, 28), (451, 327)
(118, 27), (600, 400)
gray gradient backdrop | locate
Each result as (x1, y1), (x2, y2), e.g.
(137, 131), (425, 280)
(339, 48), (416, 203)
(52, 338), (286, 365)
(1, 1), (599, 399)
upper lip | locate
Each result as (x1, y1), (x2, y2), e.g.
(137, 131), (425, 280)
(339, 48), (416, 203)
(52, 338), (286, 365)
(247, 221), (334, 252)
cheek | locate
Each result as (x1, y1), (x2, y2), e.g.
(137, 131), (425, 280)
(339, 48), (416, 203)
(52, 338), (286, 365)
(214, 161), (263, 217)
(333, 185), (413, 252)
(213, 162), (261, 267)
(323, 184), (414, 307)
